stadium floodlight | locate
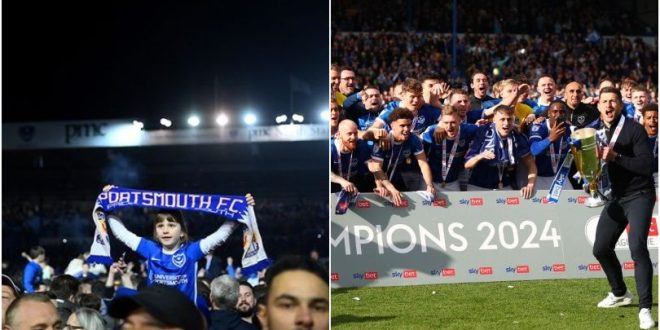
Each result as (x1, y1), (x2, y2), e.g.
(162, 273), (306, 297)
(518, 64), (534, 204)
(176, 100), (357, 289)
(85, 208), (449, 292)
(187, 115), (201, 127)
(319, 110), (329, 121)
(243, 113), (257, 125)
(292, 114), (304, 123)
(132, 120), (144, 130)
(216, 114), (229, 126)
(275, 114), (288, 124)
(160, 118), (172, 128)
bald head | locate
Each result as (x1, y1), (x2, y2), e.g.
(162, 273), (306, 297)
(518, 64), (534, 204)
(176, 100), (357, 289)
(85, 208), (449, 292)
(337, 120), (358, 152)
(338, 119), (357, 133)
(563, 81), (583, 109)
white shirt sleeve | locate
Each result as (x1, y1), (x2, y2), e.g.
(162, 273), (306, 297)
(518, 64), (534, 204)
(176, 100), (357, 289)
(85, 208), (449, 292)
(199, 221), (240, 255)
(108, 215), (141, 251)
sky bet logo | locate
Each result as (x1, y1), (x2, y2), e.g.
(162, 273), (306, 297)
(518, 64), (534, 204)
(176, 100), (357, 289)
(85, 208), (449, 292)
(331, 273), (340, 282)
(469, 267), (493, 275)
(459, 198), (484, 206)
(578, 263), (601, 272)
(623, 262), (635, 270)
(531, 197), (549, 204)
(430, 268), (456, 277)
(353, 272), (379, 280)
(567, 196), (587, 204)
(542, 264), (566, 272)
(392, 269), (418, 278)
(496, 197), (520, 205)
(423, 199), (448, 207)
(506, 265), (530, 274)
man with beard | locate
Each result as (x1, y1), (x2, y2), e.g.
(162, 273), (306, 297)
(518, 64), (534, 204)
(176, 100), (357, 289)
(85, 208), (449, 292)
(641, 103), (657, 187)
(336, 67), (357, 105)
(464, 105), (537, 199)
(422, 106), (478, 191)
(209, 275), (257, 330)
(368, 108), (435, 206)
(331, 120), (374, 194)
(563, 81), (599, 129)
(369, 78), (441, 138)
(528, 100), (572, 190)
(589, 87), (656, 329)
(236, 280), (257, 325)
(531, 75), (558, 116)
(469, 72), (494, 111)
(342, 85), (385, 132)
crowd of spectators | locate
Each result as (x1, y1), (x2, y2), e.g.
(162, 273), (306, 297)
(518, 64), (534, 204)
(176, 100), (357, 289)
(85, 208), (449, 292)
(332, 0), (656, 36)
(332, 32), (657, 98)
(2, 196), (328, 280)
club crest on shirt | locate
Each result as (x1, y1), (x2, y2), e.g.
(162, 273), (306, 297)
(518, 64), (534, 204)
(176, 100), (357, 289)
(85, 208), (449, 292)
(172, 253), (186, 268)
(458, 139), (466, 147)
(577, 114), (585, 125)
(531, 125), (540, 132)
(417, 115), (426, 125)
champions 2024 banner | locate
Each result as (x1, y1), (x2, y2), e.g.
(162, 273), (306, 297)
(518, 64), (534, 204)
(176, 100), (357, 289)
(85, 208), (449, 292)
(331, 190), (658, 288)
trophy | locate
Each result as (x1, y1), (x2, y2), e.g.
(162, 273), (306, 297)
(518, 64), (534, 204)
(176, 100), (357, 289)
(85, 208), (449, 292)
(570, 128), (606, 207)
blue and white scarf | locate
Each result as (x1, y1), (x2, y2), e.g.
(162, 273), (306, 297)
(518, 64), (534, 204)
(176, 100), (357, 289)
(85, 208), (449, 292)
(481, 123), (515, 166)
(87, 186), (270, 277)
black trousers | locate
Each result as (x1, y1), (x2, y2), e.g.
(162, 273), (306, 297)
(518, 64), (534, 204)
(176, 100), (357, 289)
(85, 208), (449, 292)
(592, 189), (656, 309)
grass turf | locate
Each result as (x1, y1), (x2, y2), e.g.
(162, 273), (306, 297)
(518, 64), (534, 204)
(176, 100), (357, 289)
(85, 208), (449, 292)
(332, 277), (657, 329)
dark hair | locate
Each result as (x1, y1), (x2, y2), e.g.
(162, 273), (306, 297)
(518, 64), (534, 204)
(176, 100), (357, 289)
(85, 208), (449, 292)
(75, 293), (101, 311)
(153, 209), (189, 244)
(49, 274), (80, 301)
(388, 107), (415, 123)
(264, 255), (328, 291)
(28, 246), (45, 259)
(599, 86), (622, 100)
(419, 72), (442, 83)
(642, 103), (658, 114)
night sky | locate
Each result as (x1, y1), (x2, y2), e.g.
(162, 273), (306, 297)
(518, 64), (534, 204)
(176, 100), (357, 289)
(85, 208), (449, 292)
(3, 1), (328, 125)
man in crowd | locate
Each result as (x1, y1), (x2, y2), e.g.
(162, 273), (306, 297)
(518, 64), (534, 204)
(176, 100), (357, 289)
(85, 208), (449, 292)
(331, 120), (374, 194)
(641, 103), (658, 187)
(109, 284), (207, 330)
(464, 105), (537, 199)
(3, 293), (61, 330)
(469, 72), (494, 111)
(209, 275), (256, 330)
(342, 85), (385, 131)
(532, 75), (558, 115)
(630, 84), (650, 123)
(422, 106), (478, 191)
(589, 87), (656, 329)
(370, 78), (441, 137)
(528, 100), (572, 190)
(22, 246), (45, 293)
(563, 81), (599, 128)
(236, 280), (257, 325)
(368, 108), (435, 206)
(336, 67), (357, 105)
(257, 256), (328, 330)
(330, 65), (340, 94)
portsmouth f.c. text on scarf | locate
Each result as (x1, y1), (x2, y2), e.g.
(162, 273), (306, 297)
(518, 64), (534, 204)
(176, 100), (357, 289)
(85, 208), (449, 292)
(87, 186), (270, 278)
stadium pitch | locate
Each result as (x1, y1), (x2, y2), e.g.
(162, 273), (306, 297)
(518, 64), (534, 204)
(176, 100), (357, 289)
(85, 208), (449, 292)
(332, 277), (657, 329)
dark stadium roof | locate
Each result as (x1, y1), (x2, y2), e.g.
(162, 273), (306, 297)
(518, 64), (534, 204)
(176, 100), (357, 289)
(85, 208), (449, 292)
(3, 1), (328, 124)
